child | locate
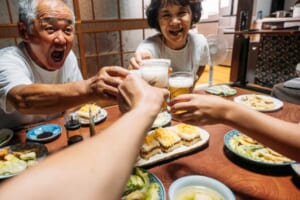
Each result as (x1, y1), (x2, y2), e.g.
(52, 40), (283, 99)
(130, 0), (210, 79)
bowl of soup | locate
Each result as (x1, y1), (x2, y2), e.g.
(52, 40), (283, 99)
(169, 175), (235, 200)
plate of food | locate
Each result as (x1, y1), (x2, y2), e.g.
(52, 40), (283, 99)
(136, 123), (210, 167)
(0, 142), (48, 179)
(26, 124), (62, 142)
(122, 167), (166, 200)
(224, 130), (295, 167)
(205, 85), (237, 96)
(234, 94), (283, 112)
(152, 111), (172, 129)
(76, 104), (107, 125)
(0, 129), (14, 148)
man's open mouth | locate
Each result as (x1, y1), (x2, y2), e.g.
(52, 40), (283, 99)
(51, 50), (65, 62)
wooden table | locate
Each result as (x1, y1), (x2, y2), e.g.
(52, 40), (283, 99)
(13, 88), (300, 199)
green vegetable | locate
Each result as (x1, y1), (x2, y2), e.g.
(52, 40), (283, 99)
(125, 191), (145, 200)
(145, 183), (159, 200)
(124, 174), (145, 195)
(136, 167), (150, 187)
(124, 168), (161, 200)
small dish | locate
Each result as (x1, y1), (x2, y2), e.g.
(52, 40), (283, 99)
(205, 85), (237, 96)
(76, 106), (107, 125)
(0, 128), (14, 147)
(224, 130), (295, 167)
(152, 111), (172, 129)
(168, 175), (235, 200)
(234, 94), (283, 112)
(0, 142), (48, 179)
(26, 124), (62, 142)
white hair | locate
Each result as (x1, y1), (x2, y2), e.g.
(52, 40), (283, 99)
(18, 0), (75, 33)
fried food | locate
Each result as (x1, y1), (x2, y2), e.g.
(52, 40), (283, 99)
(175, 123), (202, 146)
(140, 132), (161, 160)
(153, 127), (181, 153)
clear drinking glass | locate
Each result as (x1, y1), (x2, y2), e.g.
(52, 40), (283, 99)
(169, 71), (194, 114)
(140, 59), (170, 111)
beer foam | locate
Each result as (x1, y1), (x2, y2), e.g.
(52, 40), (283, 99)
(141, 66), (168, 87)
(169, 76), (194, 88)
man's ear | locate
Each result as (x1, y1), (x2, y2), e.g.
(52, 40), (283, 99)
(18, 22), (30, 42)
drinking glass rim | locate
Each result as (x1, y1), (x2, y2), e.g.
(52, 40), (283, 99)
(141, 58), (171, 66)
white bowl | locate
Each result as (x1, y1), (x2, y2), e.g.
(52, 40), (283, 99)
(169, 175), (235, 200)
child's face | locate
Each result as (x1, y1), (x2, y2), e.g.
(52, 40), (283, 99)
(158, 4), (192, 50)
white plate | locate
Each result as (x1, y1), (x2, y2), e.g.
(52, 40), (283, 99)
(168, 175), (235, 200)
(0, 129), (14, 148)
(77, 107), (107, 125)
(234, 94), (283, 112)
(152, 111), (172, 129)
(0, 142), (48, 179)
(135, 125), (209, 167)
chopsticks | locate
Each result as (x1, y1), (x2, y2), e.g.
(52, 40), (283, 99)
(89, 105), (96, 136)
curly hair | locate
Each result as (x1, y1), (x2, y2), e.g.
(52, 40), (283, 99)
(146, 0), (202, 32)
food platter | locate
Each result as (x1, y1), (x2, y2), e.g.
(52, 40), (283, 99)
(224, 130), (295, 167)
(123, 168), (166, 200)
(136, 124), (210, 167)
(151, 111), (172, 129)
(233, 94), (283, 112)
(27, 124), (62, 142)
(0, 128), (14, 148)
(76, 105), (107, 125)
(0, 142), (48, 179)
(205, 85), (237, 96)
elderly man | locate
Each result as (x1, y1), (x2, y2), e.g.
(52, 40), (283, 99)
(0, 0), (129, 129)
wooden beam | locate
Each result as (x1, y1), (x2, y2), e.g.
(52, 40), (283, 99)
(81, 19), (149, 33)
(0, 24), (18, 38)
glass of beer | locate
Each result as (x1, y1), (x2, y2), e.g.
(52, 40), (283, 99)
(140, 59), (170, 111)
(169, 71), (194, 114)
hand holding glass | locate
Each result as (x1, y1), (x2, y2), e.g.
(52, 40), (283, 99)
(140, 59), (170, 111)
(169, 71), (194, 114)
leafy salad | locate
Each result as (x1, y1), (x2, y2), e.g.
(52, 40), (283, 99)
(123, 168), (161, 200)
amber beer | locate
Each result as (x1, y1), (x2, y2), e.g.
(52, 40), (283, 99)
(169, 72), (194, 114)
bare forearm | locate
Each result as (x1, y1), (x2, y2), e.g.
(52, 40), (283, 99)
(8, 79), (99, 114)
(0, 108), (156, 200)
(224, 102), (300, 161)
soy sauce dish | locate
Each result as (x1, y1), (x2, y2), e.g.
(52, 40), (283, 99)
(27, 124), (62, 142)
(168, 175), (235, 200)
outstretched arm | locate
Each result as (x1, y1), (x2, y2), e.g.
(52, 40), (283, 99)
(170, 94), (300, 161)
(0, 75), (169, 200)
(7, 66), (129, 114)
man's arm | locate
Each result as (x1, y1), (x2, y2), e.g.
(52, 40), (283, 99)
(7, 66), (129, 114)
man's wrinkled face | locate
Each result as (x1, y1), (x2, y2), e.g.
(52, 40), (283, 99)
(158, 4), (192, 50)
(27, 0), (74, 71)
